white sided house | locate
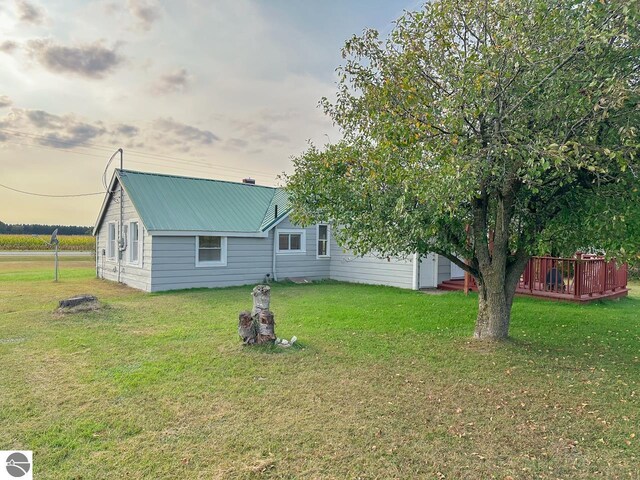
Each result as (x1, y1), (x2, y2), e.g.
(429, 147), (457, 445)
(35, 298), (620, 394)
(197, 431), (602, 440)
(93, 169), (463, 292)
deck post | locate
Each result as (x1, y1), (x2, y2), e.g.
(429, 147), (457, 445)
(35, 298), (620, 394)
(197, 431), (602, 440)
(574, 260), (581, 299)
(528, 259), (534, 293)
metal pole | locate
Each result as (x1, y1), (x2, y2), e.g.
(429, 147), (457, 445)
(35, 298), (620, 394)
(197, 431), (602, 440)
(54, 243), (58, 282)
(118, 148), (124, 283)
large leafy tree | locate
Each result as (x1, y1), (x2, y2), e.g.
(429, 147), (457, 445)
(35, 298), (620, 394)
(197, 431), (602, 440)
(286, 0), (640, 340)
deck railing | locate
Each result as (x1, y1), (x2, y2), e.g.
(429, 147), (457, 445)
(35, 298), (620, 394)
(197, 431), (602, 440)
(516, 256), (628, 300)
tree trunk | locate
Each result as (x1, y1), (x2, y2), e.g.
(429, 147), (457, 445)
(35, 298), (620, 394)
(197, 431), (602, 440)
(474, 280), (511, 340)
(473, 255), (528, 340)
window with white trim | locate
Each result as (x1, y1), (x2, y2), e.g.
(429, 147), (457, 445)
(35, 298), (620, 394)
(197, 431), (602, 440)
(277, 229), (306, 254)
(107, 222), (116, 259)
(129, 221), (140, 264)
(317, 224), (330, 258)
(196, 236), (227, 266)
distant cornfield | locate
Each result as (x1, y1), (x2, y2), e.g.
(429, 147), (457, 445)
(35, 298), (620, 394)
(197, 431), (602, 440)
(0, 234), (95, 251)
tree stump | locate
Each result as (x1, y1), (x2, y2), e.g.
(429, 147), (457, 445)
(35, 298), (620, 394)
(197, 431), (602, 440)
(238, 311), (257, 344)
(251, 284), (271, 316)
(256, 310), (276, 344)
(238, 285), (276, 345)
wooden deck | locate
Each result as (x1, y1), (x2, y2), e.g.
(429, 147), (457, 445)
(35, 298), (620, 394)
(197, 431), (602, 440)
(438, 256), (629, 303)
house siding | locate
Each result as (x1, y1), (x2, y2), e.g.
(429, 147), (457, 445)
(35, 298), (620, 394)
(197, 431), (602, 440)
(149, 220), (331, 292)
(95, 182), (152, 291)
(150, 235), (272, 291)
(328, 236), (414, 289)
(273, 218), (331, 281)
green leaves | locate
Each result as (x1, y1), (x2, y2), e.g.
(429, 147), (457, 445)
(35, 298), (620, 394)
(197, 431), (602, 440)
(286, 0), (640, 266)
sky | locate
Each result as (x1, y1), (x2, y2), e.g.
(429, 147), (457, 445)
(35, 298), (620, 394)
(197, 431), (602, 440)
(0, 0), (420, 226)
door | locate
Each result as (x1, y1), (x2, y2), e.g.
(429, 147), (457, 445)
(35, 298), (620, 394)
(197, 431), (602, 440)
(451, 261), (465, 279)
(419, 253), (437, 288)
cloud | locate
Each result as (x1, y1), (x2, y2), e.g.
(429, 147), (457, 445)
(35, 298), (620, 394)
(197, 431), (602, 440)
(40, 123), (106, 148)
(0, 40), (18, 54)
(232, 119), (290, 144)
(113, 124), (139, 137)
(153, 118), (220, 150)
(22, 110), (106, 147)
(0, 96), (12, 108)
(226, 138), (249, 149)
(25, 109), (60, 128)
(28, 40), (123, 79)
(127, 0), (162, 31)
(0, 108), (123, 149)
(15, 0), (46, 25)
(152, 68), (190, 94)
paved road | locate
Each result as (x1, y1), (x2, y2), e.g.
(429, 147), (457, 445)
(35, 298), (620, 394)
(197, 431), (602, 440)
(0, 251), (93, 256)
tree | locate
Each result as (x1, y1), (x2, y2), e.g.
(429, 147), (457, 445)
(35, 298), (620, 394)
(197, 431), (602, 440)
(285, 0), (640, 340)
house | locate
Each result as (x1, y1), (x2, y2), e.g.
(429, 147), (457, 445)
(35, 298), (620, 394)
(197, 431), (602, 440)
(93, 169), (462, 292)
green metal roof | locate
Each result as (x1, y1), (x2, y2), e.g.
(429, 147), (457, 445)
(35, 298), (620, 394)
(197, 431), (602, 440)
(115, 169), (290, 233)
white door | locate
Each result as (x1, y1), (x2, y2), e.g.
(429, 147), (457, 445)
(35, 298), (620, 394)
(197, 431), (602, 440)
(419, 253), (437, 288)
(451, 261), (465, 279)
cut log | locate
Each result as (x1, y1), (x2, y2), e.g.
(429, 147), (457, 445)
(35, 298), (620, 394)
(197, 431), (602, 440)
(256, 310), (276, 344)
(251, 284), (271, 316)
(59, 295), (97, 308)
(239, 285), (277, 346)
(238, 311), (257, 344)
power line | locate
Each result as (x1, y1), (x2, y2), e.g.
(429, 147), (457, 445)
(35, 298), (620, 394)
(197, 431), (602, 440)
(3, 137), (276, 181)
(0, 182), (105, 197)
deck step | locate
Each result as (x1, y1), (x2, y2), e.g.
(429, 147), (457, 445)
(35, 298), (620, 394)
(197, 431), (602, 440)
(437, 279), (470, 291)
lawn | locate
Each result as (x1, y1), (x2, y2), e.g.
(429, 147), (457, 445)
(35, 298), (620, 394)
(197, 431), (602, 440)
(0, 257), (638, 479)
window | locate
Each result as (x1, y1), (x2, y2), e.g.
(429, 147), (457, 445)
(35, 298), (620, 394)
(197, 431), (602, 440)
(317, 224), (330, 258)
(276, 229), (306, 254)
(196, 236), (227, 267)
(107, 222), (116, 259)
(129, 221), (140, 264)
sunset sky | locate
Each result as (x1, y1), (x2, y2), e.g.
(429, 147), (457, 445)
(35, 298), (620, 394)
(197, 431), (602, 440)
(0, 0), (417, 226)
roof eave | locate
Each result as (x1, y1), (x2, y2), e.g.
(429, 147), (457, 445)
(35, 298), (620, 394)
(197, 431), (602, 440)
(148, 230), (269, 238)
(260, 208), (292, 233)
(91, 171), (119, 236)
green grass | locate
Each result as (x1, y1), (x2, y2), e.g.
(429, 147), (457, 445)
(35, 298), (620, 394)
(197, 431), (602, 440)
(1, 257), (638, 479)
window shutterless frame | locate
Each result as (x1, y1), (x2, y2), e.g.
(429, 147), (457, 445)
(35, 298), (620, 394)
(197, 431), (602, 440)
(107, 221), (117, 260)
(128, 220), (141, 265)
(195, 236), (228, 267)
(316, 224), (330, 258)
(275, 229), (306, 254)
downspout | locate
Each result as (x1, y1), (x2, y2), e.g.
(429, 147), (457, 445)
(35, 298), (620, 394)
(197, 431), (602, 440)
(433, 254), (440, 288)
(412, 253), (420, 290)
(95, 234), (99, 278)
(272, 228), (278, 281)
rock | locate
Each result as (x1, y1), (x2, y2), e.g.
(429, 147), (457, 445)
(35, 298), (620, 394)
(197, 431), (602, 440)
(290, 336), (297, 345)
